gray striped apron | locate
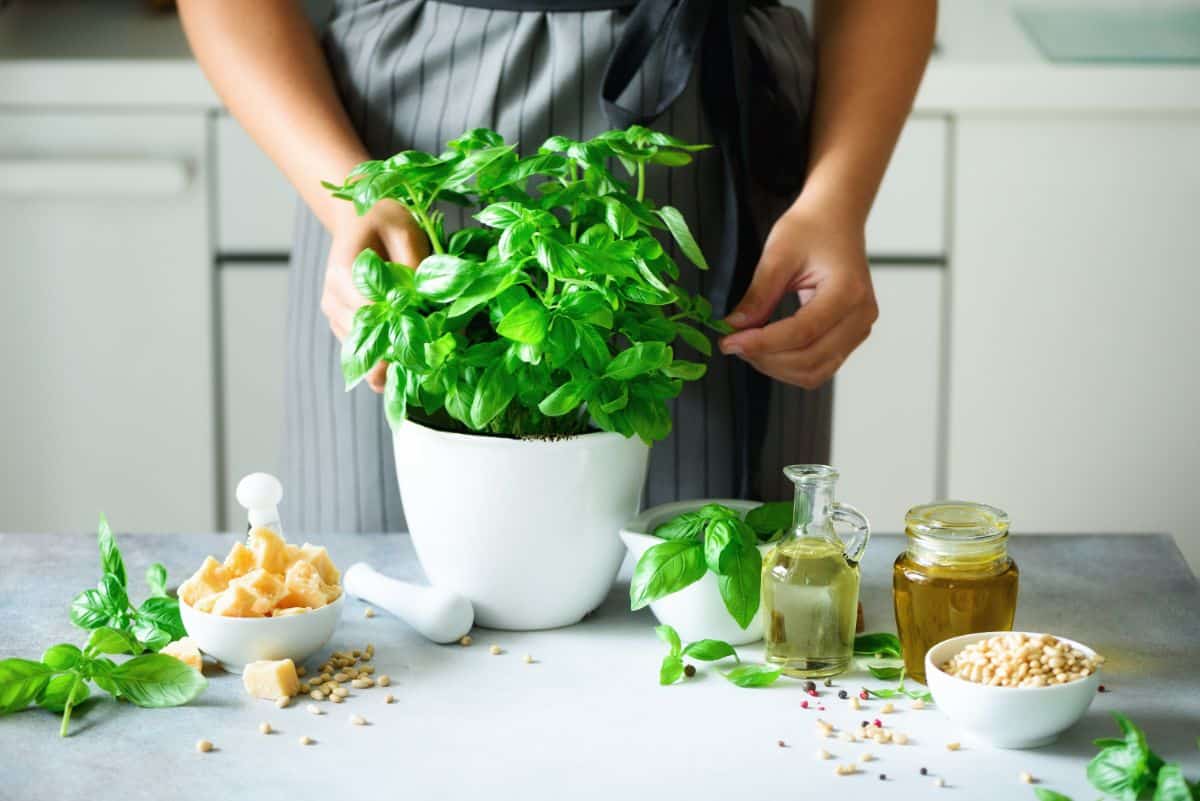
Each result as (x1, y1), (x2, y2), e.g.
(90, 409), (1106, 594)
(282, 0), (832, 534)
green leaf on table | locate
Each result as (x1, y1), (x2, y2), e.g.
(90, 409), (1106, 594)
(69, 588), (113, 631)
(652, 512), (707, 542)
(133, 597), (185, 650)
(41, 644), (82, 672)
(854, 632), (902, 659)
(1034, 790), (1076, 801)
(682, 639), (739, 663)
(108, 654), (207, 708)
(1088, 742), (1153, 801)
(1152, 764), (1194, 801)
(716, 544), (761, 630)
(0, 659), (57, 714)
(655, 624), (681, 657)
(744, 501), (793, 539)
(36, 672), (90, 714)
(722, 664), (782, 688)
(96, 514), (126, 587)
(145, 563), (168, 598)
(86, 627), (143, 656)
(867, 664), (904, 681)
(659, 654), (685, 686)
(629, 540), (706, 610)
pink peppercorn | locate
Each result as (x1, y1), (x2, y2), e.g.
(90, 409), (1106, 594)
(873, 719), (883, 728)
(859, 690), (870, 700)
(801, 700), (809, 709)
(806, 689), (819, 697)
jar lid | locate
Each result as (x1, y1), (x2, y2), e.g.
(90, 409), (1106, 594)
(905, 501), (1009, 542)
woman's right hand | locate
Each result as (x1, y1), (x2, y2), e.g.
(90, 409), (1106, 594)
(321, 200), (431, 392)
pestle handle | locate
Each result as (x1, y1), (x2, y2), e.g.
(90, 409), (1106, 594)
(343, 563), (474, 644)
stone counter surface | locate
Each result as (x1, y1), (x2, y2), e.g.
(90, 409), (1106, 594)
(1, 532), (1198, 801)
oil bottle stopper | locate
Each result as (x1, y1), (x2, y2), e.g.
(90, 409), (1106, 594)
(236, 472), (283, 530)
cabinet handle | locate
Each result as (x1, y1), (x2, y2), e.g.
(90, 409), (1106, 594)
(0, 158), (191, 198)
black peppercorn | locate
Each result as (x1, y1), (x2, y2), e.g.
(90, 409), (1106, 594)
(684, 664), (696, 677)
(802, 680), (816, 692)
(879, 774), (887, 781)
(920, 767), (928, 776)
(838, 690), (849, 699)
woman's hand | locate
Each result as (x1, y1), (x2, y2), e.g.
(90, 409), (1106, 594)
(719, 203), (877, 389)
(322, 200), (431, 392)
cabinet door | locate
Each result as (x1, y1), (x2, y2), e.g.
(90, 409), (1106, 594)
(866, 117), (949, 259)
(832, 266), (944, 532)
(0, 112), (215, 532)
(219, 266), (289, 530)
(949, 118), (1200, 569)
(215, 115), (296, 254)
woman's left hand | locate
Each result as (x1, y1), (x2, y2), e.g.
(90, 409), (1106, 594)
(719, 204), (878, 389)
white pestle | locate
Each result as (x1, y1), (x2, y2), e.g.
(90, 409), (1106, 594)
(343, 563), (474, 644)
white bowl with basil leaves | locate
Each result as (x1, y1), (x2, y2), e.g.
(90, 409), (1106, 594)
(620, 499), (792, 645)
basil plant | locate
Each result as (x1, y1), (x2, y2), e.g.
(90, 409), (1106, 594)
(324, 126), (731, 443)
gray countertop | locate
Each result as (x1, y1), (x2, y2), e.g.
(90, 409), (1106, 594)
(1, 531), (1198, 801)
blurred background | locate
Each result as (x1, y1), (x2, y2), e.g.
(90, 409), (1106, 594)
(1, 0), (1197, 568)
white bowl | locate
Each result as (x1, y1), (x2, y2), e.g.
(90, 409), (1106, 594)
(180, 594), (343, 672)
(925, 631), (1102, 749)
(620, 499), (773, 645)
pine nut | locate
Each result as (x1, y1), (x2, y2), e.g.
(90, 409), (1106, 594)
(384, 694), (395, 704)
(523, 654), (535, 664)
(881, 702), (895, 714)
(364, 607), (375, 618)
(195, 739), (213, 753)
(1020, 772), (1034, 784)
(378, 675), (391, 687)
(331, 694), (344, 704)
(275, 696), (291, 709)
(860, 753), (874, 763)
(459, 635), (472, 646)
(359, 665), (375, 675)
(298, 736), (313, 746)
(816, 748), (831, 760)
(350, 714), (366, 726)
(259, 722), (272, 735)
(489, 645), (502, 655)
(333, 673), (349, 683)
(946, 742), (961, 751)
(296, 666), (307, 677)
(306, 704), (322, 715)
(332, 687), (349, 698)
(911, 698), (926, 710)
(893, 732), (909, 745)
(309, 690), (325, 701)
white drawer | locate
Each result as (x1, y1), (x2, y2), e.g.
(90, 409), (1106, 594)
(866, 116), (948, 258)
(215, 115), (297, 253)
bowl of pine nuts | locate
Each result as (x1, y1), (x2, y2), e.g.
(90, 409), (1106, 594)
(925, 631), (1104, 749)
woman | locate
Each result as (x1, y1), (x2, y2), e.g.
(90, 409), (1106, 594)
(179, 0), (935, 534)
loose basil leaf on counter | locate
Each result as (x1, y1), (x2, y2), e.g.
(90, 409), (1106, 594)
(135, 597), (185, 641)
(69, 588), (113, 630)
(722, 664), (782, 688)
(655, 624), (682, 657)
(0, 659), (57, 713)
(96, 514), (127, 587)
(41, 644), (82, 672)
(107, 655), (207, 708)
(867, 664), (904, 681)
(86, 627), (143, 656)
(36, 672), (90, 714)
(145, 563), (169, 598)
(853, 632), (902, 659)
(681, 639), (739, 663)
(629, 540), (706, 610)
(659, 654), (685, 686)
(1153, 764), (1193, 801)
(1033, 790), (1075, 801)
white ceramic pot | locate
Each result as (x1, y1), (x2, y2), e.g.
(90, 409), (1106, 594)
(925, 631), (1102, 749)
(392, 419), (650, 630)
(620, 499), (773, 646)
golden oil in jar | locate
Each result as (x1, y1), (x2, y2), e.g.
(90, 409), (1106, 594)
(892, 501), (1018, 684)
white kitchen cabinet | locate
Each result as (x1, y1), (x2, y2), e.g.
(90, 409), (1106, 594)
(866, 116), (949, 258)
(219, 265), (289, 530)
(215, 115), (297, 254)
(0, 111), (215, 532)
(948, 118), (1200, 568)
(832, 266), (944, 533)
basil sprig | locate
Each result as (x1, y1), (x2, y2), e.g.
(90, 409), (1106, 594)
(1034, 713), (1199, 801)
(653, 625), (781, 689)
(323, 125), (730, 442)
(0, 516), (203, 736)
(851, 632), (933, 702)
(630, 501), (791, 629)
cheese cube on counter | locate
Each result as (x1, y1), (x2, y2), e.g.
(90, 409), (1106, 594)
(160, 637), (203, 671)
(243, 659), (300, 700)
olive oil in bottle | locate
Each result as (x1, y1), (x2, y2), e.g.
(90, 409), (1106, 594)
(762, 465), (870, 678)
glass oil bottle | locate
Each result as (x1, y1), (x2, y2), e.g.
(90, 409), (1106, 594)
(761, 465), (871, 678)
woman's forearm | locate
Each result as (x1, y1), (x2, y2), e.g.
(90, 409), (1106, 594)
(177, 0), (367, 231)
(796, 0), (937, 224)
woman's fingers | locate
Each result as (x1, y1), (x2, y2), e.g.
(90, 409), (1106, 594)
(741, 303), (875, 389)
(365, 361), (389, 394)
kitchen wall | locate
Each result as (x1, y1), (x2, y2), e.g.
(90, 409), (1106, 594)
(1, 0), (1197, 571)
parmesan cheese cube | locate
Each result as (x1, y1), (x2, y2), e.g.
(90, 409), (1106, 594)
(243, 659), (300, 700)
(227, 568), (285, 616)
(211, 583), (263, 617)
(178, 557), (229, 607)
(249, 527), (289, 575)
(284, 543), (302, 566)
(223, 542), (256, 578)
(300, 544), (340, 586)
(161, 637), (203, 671)
(277, 560), (331, 610)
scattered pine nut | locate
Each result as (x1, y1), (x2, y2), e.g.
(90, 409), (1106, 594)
(318, 673), (331, 683)
(343, 667), (359, 679)
(911, 698), (926, 710)
(1019, 772), (1034, 784)
(333, 673), (349, 683)
(195, 739), (213, 753)
(881, 702), (895, 713)
(934, 777), (945, 788)
(306, 704), (323, 716)
(523, 654), (535, 664)
(850, 696), (862, 711)
(349, 714), (366, 726)
(459, 635), (472, 647)
(352, 649), (362, 658)
(816, 748), (832, 760)
(309, 690), (325, 701)
(365, 644), (375, 658)
(359, 665), (375, 675)
(489, 645), (503, 655)
(258, 722), (272, 735)
(364, 607), (375, 618)
(839, 731), (856, 743)
(331, 694), (344, 704)
(378, 675), (391, 687)
(332, 687), (349, 698)
(860, 753), (875, 763)
(834, 764), (858, 776)
(275, 696), (291, 709)
(298, 736), (314, 746)
(893, 732), (909, 745)
(296, 666), (307, 677)
(384, 694), (395, 704)
(298, 683), (311, 694)
(946, 742), (961, 751)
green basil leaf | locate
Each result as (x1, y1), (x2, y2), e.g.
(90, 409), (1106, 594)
(661, 359), (706, 381)
(86, 627), (143, 656)
(655, 624), (682, 657)
(352, 248), (391, 302)
(1088, 744), (1151, 801)
(681, 639), (739, 663)
(673, 323), (712, 357)
(98, 573), (129, 613)
(446, 261), (519, 318)
(576, 323), (611, 372)
(41, 644), (82, 672)
(626, 395), (672, 445)
(0, 659), (56, 713)
(341, 304), (388, 389)
(696, 504), (738, 521)
(854, 632), (902, 659)
(37, 672), (90, 714)
(384, 363), (409, 428)
(604, 342), (671, 381)
(393, 312), (431, 370)
(652, 511), (707, 542)
(1152, 764), (1193, 801)
(475, 201), (524, 229)
(96, 514), (126, 588)
(650, 150), (693, 167)
(1093, 738), (1127, 749)
(704, 518), (742, 575)
(496, 297), (548, 345)
(868, 688), (902, 699)
(1034, 790), (1076, 801)
(868, 664), (904, 681)
(717, 545), (761, 630)
(469, 361), (517, 429)
(108, 654), (207, 708)
(722, 664), (782, 688)
(659, 654), (684, 686)
(538, 380), (589, 417)
(145, 563), (169, 598)
(903, 688), (933, 702)
(87, 657), (119, 695)
(69, 588), (113, 630)
(498, 220), (536, 260)
(424, 332), (457, 369)
(745, 501), (794, 539)
(603, 197), (639, 238)
(415, 254), (477, 302)
(629, 540), (706, 610)
(534, 235), (572, 277)
(135, 596), (186, 643)
(656, 206), (708, 270)
(558, 290), (614, 329)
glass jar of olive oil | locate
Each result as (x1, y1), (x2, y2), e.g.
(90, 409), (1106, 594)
(893, 501), (1018, 684)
